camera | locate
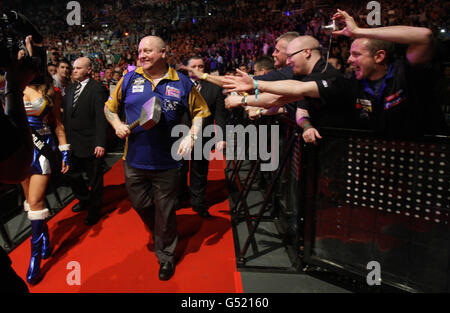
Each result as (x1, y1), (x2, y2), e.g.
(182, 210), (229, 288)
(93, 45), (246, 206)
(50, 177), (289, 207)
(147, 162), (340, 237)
(0, 9), (45, 76)
(322, 20), (338, 33)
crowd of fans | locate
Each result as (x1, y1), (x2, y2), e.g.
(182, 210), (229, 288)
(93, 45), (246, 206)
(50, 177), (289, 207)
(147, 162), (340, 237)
(4, 0), (449, 87)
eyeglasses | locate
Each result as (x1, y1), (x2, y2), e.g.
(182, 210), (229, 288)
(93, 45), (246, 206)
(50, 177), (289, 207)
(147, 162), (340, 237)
(286, 47), (320, 58)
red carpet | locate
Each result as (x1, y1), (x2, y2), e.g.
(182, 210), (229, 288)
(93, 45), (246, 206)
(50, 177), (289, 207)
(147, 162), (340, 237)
(9, 157), (241, 293)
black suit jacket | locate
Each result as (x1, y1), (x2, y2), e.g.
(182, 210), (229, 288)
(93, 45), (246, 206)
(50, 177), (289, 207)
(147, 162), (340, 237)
(63, 79), (109, 158)
(198, 80), (228, 138)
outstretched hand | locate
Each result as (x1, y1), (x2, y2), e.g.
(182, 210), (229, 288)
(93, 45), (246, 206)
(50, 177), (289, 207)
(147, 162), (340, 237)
(225, 95), (243, 109)
(179, 64), (203, 80)
(223, 69), (254, 93)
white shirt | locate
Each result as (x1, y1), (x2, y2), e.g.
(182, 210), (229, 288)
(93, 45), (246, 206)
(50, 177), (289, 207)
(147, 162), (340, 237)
(52, 74), (68, 96)
(76, 77), (90, 95)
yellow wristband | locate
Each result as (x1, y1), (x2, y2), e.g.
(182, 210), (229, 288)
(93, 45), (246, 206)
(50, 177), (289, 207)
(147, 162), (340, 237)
(201, 73), (208, 80)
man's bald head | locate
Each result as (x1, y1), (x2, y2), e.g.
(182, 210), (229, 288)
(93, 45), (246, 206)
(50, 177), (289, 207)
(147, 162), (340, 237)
(140, 36), (166, 50)
(76, 57), (92, 68)
(72, 57), (93, 82)
(138, 36), (168, 75)
(286, 36), (322, 76)
(288, 36), (321, 55)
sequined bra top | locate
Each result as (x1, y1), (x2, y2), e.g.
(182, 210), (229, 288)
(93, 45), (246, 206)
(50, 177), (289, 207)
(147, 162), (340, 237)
(24, 97), (51, 131)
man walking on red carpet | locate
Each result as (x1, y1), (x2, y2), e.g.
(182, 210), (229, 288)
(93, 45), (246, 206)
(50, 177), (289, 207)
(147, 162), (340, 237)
(104, 36), (210, 281)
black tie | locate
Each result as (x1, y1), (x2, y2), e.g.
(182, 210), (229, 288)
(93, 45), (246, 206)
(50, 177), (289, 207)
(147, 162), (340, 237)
(72, 82), (82, 107)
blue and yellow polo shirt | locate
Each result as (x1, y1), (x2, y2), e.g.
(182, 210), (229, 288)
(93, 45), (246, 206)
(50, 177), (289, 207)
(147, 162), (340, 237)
(106, 66), (210, 170)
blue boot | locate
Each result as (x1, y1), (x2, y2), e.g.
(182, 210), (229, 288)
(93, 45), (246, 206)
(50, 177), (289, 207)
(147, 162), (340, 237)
(26, 209), (49, 285)
(26, 203), (52, 259)
(41, 223), (52, 259)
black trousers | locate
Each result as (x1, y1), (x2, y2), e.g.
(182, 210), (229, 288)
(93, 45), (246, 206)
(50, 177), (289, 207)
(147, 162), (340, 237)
(124, 161), (179, 264)
(180, 157), (210, 210)
(67, 155), (104, 217)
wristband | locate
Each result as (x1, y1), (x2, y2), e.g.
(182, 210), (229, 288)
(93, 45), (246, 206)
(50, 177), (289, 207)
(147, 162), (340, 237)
(298, 117), (313, 131)
(61, 150), (71, 166)
(254, 79), (258, 102)
(58, 144), (71, 151)
(201, 73), (208, 80)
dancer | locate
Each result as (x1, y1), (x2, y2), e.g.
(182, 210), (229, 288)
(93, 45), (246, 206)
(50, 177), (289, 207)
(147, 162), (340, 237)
(21, 71), (71, 284)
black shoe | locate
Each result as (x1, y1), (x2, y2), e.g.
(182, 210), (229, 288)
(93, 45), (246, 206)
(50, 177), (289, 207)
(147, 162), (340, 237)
(72, 203), (88, 213)
(159, 262), (175, 281)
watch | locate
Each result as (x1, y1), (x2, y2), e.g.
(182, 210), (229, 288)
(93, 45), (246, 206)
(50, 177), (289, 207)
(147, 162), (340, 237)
(241, 95), (247, 105)
(190, 133), (198, 141)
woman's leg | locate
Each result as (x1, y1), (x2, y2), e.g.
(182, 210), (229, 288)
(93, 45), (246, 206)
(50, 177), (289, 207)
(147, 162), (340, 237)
(21, 177), (31, 212)
(25, 174), (51, 284)
(26, 174), (50, 211)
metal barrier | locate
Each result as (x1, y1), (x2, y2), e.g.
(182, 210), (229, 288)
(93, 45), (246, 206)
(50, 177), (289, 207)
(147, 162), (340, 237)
(226, 114), (302, 271)
(226, 114), (450, 292)
(301, 129), (449, 292)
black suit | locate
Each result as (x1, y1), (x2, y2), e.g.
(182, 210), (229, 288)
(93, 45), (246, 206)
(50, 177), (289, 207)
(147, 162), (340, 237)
(63, 79), (109, 219)
(180, 80), (228, 211)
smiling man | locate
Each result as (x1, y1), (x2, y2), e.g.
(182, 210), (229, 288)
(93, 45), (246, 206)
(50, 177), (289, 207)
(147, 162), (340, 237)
(104, 36), (210, 281)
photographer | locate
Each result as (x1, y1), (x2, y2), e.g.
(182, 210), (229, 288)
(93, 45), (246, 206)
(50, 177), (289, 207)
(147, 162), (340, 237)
(0, 35), (36, 184)
(1, 34), (39, 293)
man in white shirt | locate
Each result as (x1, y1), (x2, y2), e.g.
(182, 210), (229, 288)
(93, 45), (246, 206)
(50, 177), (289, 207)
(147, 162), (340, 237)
(52, 59), (71, 97)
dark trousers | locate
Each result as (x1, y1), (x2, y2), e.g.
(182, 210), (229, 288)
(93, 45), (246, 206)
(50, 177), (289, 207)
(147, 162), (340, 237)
(124, 161), (179, 264)
(180, 157), (210, 210)
(67, 155), (104, 217)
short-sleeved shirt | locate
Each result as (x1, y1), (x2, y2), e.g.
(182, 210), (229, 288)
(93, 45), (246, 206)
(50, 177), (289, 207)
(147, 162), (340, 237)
(317, 58), (447, 138)
(297, 58), (356, 128)
(106, 66), (210, 170)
